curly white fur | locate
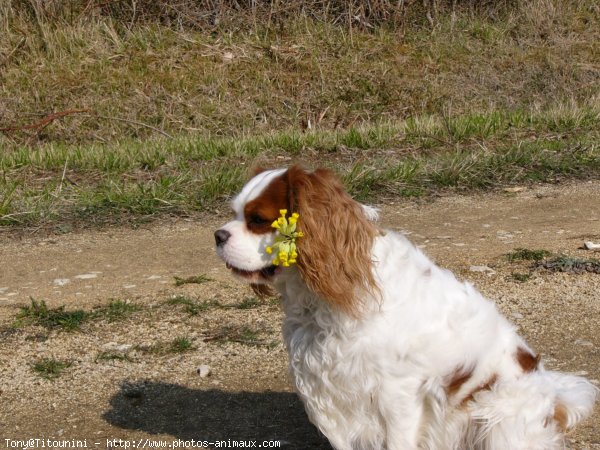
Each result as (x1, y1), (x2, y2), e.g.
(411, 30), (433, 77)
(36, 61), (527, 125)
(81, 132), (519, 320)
(275, 233), (596, 449)
(216, 168), (597, 450)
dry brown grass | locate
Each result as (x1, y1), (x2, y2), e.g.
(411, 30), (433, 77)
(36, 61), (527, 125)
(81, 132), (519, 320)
(1, 0), (598, 147)
(3, 0), (512, 30)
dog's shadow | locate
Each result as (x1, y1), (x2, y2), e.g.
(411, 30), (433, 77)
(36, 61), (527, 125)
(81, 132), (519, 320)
(103, 381), (332, 449)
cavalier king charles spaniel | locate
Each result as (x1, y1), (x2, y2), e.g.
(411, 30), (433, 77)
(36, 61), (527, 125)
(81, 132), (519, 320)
(215, 166), (596, 450)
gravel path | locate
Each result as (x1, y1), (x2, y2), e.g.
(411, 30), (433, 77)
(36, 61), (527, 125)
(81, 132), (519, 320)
(1, 181), (599, 449)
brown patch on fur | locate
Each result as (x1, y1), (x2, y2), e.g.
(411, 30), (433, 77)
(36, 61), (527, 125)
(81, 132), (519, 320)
(553, 404), (569, 431)
(446, 366), (474, 398)
(285, 166), (380, 316)
(250, 283), (274, 297)
(516, 346), (540, 373)
(242, 165), (379, 315)
(243, 175), (289, 234)
(460, 374), (498, 406)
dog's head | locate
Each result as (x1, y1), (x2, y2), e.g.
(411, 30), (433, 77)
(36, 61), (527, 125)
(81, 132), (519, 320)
(215, 165), (379, 313)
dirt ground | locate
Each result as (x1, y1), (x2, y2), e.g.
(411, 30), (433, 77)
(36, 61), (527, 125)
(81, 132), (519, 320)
(1, 181), (599, 449)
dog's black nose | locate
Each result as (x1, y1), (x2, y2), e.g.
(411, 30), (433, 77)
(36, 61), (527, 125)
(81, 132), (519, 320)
(214, 229), (231, 247)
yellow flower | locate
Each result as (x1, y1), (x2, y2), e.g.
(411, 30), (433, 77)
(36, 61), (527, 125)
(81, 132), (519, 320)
(265, 210), (304, 267)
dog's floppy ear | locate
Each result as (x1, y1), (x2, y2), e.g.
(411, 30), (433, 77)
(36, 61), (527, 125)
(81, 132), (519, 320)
(286, 166), (379, 315)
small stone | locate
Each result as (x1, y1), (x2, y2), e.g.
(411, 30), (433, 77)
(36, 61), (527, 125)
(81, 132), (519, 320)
(75, 273), (98, 280)
(583, 241), (600, 251)
(115, 344), (133, 352)
(196, 365), (212, 378)
(469, 265), (496, 275)
(511, 312), (524, 319)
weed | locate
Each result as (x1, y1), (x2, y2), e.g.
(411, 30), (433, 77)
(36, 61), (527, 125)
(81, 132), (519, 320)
(136, 336), (195, 355)
(536, 257), (600, 274)
(25, 333), (49, 342)
(511, 273), (531, 283)
(95, 351), (133, 363)
(32, 358), (72, 380)
(240, 327), (260, 343)
(15, 298), (141, 331)
(165, 295), (199, 315)
(169, 336), (194, 353)
(203, 325), (268, 346)
(174, 274), (212, 286)
(93, 300), (141, 322)
(16, 299), (88, 331)
(506, 248), (553, 262)
(165, 295), (221, 315)
(236, 297), (261, 310)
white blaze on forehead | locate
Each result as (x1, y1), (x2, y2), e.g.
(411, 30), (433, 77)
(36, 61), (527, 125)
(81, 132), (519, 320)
(231, 168), (287, 216)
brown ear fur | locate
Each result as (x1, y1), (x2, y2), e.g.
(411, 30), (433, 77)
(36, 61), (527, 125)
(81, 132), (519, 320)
(286, 166), (379, 315)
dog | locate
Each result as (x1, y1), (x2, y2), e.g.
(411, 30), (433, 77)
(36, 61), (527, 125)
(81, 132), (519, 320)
(215, 166), (597, 450)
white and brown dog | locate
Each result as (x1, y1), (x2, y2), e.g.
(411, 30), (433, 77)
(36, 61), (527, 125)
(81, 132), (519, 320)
(215, 166), (596, 450)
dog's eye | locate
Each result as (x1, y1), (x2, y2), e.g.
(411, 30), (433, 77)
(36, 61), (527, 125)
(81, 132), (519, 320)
(249, 214), (268, 226)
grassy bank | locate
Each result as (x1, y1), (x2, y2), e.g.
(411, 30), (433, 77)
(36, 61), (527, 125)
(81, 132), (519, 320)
(1, 0), (598, 144)
(2, 100), (599, 227)
(1, 0), (599, 229)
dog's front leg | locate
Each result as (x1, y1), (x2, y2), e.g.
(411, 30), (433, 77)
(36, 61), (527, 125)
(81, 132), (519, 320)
(379, 378), (424, 450)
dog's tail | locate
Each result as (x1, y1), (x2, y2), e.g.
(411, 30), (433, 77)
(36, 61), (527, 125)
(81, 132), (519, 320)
(469, 370), (597, 450)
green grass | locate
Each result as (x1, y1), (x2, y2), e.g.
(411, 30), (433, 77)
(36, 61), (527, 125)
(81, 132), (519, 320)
(1, 103), (599, 228)
(506, 248), (553, 262)
(174, 274), (212, 287)
(511, 273), (531, 283)
(32, 358), (72, 380)
(236, 297), (262, 310)
(165, 295), (222, 315)
(14, 298), (141, 330)
(136, 336), (195, 354)
(95, 351), (133, 363)
(169, 336), (194, 353)
(203, 325), (272, 347)
(92, 300), (141, 322)
(164, 295), (263, 314)
(16, 299), (88, 331)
